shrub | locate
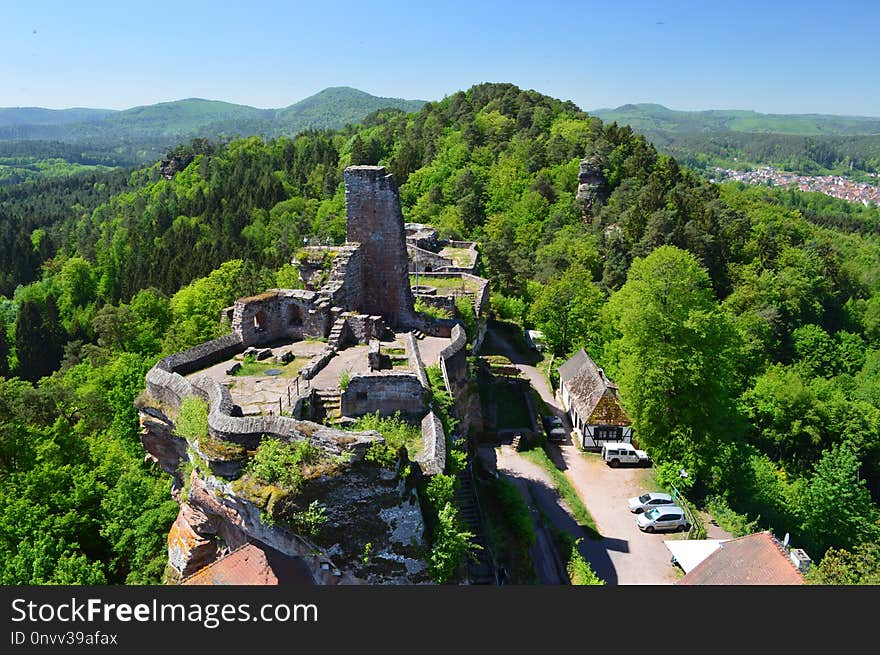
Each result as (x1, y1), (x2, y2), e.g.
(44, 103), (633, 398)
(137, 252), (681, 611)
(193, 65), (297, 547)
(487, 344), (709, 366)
(291, 500), (328, 537)
(247, 437), (321, 494)
(455, 296), (477, 340)
(429, 502), (477, 583)
(491, 293), (527, 324)
(339, 368), (351, 391)
(415, 297), (452, 320)
(705, 495), (760, 537)
(565, 538), (604, 585)
(176, 396), (208, 442)
(425, 473), (456, 514)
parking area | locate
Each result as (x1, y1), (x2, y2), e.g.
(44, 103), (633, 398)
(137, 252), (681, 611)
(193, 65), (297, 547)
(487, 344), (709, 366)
(548, 442), (685, 584)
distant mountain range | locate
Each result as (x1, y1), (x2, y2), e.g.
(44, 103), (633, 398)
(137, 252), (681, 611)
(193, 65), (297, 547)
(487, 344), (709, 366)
(0, 87), (426, 142)
(590, 103), (880, 137)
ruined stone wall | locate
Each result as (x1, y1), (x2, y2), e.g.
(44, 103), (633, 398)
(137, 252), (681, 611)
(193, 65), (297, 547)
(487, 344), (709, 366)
(407, 244), (453, 272)
(439, 324), (468, 398)
(232, 289), (330, 347)
(157, 333), (245, 377)
(402, 332), (429, 389)
(317, 245), (363, 312)
(339, 373), (426, 419)
(344, 166), (416, 327)
(300, 347), (337, 380)
(342, 312), (386, 343)
(416, 412), (446, 476)
(413, 293), (456, 317)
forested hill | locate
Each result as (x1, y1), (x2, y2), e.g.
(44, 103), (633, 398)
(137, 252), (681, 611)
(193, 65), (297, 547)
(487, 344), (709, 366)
(0, 87), (426, 186)
(1, 82), (879, 585)
(0, 107), (117, 128)
(592, 103), (880, 177)
(592, 103), (880, 136)
(0, 87), (425, 142)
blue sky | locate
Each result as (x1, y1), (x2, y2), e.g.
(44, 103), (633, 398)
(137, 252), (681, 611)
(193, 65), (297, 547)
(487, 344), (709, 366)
(1, 0), (877, 115)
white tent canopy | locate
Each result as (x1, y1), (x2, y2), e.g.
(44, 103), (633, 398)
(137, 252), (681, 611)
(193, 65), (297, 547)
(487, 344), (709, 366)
(664, 539), (727, 573)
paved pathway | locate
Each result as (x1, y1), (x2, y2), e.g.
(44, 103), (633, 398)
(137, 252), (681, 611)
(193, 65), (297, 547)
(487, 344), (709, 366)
(484, 325), (687, 584)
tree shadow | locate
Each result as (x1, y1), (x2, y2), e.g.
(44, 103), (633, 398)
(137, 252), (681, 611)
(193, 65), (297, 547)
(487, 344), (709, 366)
(477, 446), (621, 585)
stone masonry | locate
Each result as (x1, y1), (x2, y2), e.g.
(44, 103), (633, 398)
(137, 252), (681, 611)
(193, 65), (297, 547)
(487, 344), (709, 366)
(344, 166), (417, 327)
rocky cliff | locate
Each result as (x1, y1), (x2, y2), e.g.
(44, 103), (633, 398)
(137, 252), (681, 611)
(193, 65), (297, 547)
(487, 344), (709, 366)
(575, 153), (608, 219)
(139, 397), (429, 585)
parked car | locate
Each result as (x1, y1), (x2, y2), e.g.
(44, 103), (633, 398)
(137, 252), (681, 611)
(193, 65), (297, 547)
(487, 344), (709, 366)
(636, 505), (689, 533)
(542, 414), (563, 431)
(627, 492), (674, 513)
(547, 426), (567, 442)
(600, 441), (651, 467)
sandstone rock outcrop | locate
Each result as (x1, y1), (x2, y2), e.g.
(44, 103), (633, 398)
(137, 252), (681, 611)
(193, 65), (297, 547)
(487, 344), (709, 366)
(576, 153), (608, 218)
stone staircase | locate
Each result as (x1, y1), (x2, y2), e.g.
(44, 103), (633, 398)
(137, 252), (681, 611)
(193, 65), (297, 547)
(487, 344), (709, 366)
(327, 317), (348, 350)
(313, 388), (341, 423)
(454, 463), (498, 585)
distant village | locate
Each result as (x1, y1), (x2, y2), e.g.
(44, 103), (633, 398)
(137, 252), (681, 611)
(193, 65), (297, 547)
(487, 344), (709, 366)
(713, 166), (880, 207)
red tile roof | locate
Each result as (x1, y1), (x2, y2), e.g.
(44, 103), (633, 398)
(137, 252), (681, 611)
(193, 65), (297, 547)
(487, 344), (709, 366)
(676, 531), (804, 586)
(181, 541), (314, 585)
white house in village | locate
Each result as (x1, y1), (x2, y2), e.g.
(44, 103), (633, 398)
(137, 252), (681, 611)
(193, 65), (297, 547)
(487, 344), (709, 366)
(558, 349), (632, 450)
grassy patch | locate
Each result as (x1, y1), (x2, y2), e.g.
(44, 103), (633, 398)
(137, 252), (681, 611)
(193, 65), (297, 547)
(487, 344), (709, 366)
(480, 380), (531, 430)
(520, 446), (600, 539)
(232, 358), (306, 378)
(439, 247), (475, 267)
(410, 275), (481, 294)
(197, 434), (247, 461)
(350, 411), (424, 462)
(176, 397), (208, 441)
(414, 297), (452, 320)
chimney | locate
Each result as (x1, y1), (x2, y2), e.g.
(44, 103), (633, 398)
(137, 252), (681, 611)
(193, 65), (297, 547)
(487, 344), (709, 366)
(789, 548), (812, 573)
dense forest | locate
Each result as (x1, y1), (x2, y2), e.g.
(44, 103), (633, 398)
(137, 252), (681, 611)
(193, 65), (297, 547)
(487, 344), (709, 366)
(0, 82), (878, 584)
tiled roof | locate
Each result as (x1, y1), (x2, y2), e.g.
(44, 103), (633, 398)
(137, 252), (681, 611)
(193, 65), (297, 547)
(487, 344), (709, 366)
(676, 531), (804, 585)
(558, 349), (630, 426)
(181, 541), (314, 586)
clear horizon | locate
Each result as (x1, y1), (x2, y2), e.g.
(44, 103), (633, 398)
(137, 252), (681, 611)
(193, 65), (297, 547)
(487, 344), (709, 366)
(2, 0), (878, 117)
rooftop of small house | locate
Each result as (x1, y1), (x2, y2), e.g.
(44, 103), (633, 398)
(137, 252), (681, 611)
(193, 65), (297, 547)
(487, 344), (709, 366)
(181, 541), (314, 585)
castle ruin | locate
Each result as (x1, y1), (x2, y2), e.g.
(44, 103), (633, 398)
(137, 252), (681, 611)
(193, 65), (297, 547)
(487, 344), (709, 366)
(137, 165), (490, 585)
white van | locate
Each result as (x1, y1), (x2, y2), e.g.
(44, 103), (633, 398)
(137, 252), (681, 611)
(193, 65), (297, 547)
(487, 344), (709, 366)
(600, 441), (651, 468)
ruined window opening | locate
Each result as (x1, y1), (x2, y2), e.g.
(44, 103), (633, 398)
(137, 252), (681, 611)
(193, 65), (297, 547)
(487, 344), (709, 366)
(254, 310), (267, 332)
(289, 305), (302, 325)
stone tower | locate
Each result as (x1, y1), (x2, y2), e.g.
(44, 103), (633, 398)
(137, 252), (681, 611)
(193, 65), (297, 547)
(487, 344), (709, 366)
(344, 166), (416, 327)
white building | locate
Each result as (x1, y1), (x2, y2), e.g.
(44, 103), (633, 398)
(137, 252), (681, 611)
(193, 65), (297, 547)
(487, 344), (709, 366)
(558, 349), (632, 450)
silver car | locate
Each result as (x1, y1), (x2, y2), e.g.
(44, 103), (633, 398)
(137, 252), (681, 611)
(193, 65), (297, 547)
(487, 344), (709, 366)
(636, 505), (689, 533)
(627, 492), (674, 514)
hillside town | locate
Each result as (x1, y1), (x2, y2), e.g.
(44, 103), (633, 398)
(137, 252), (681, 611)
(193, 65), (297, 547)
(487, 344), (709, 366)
(714, 165), (880, 206)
